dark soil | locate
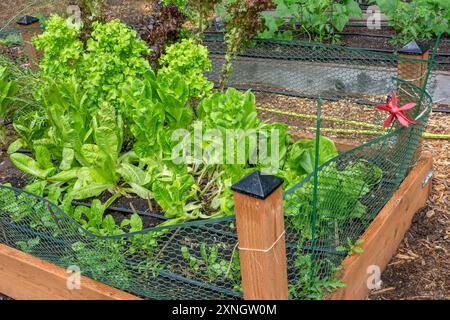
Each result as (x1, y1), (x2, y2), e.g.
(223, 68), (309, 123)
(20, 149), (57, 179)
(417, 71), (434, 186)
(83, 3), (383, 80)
(0, 149), (30, 189)
(0, 45), (27, 66)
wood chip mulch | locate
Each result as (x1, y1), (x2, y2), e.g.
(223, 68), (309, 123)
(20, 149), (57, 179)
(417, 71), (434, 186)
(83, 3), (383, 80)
(368, 138), (449, 300)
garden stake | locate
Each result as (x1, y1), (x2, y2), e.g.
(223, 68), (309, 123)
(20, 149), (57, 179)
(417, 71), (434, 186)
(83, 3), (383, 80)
(232, 171), (288, 300)
(309, 97), (322, 287)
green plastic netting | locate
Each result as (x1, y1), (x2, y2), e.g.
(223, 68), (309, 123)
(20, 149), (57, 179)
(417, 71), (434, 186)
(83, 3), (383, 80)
(0, 39), (436, 300)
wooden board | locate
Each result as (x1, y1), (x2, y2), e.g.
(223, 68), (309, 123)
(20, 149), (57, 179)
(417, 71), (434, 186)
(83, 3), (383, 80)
(328, 153), (433, 300)
(0, 244), (141, 300)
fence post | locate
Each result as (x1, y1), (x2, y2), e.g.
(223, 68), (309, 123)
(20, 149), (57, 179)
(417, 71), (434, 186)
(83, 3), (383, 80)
(398, 40), (430, 89)
(231, 171), (289, 300)
(16, 15), (41, 72)
(397, 40), (430, 166)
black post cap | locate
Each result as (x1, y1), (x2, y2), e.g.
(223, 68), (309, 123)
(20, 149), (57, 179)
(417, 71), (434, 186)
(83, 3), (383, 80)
(399, 40), (430, 55)
(16, 15), (40, 26)
(231, 171), (284, 200)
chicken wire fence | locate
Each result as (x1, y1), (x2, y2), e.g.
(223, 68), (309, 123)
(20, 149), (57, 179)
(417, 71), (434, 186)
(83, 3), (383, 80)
(0, 39), (436, 300)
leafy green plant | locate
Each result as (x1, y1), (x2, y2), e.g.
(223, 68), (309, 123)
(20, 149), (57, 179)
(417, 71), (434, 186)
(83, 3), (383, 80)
(281, 136), (338, 187)
(158, 38), (213, 100)
(9, 110), (47, 150)
(70, 199), (123, 236)
(15, 237), (40, 253)
(284, 159), (383, 240)
(82, 19), (150, 108)
(197, 88), (258, 130)
(181, 243), (241, 290)
(259, 0), (362, 42)
(139, 1), (187, 69)
(123, 72), (193, 160)
(152, 167), (202, 221)
(371, 0), (449, 44)
(288, 252), (346, 300)
(33, 15), (150, 111)
(33, 15), (84, 79)
(336, 238), (364, 255)
(0, 66), (17, 144)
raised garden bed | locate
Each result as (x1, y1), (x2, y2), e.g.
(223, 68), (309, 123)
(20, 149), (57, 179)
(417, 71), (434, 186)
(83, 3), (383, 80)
(0, 21), (437, 300)
(0, 151), (433, 300)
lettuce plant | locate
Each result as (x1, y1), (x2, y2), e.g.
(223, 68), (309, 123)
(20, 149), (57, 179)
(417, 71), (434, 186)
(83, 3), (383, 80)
(33, 15), (150, 112)
(139, 1), (186, 68)
(197, 88), (258, 130)
(0, 67), (17, 144)
(0, 67), (18, 120)
(33, 15), (84, 79)
(158, 38), (213, 100)
(82, 19), (150, 108)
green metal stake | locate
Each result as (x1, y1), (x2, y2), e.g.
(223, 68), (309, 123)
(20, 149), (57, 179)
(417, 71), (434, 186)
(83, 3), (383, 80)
(309, 97), (322, 286)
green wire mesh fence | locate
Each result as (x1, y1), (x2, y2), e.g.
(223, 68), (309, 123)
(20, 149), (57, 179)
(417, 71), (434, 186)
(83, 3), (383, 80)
(0, 39), (436, 300)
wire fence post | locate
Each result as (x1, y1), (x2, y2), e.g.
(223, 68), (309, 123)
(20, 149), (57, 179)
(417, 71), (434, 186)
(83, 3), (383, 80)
(16, 15), (41, 73)
(231, 171), (289, 300)
(309, 97), (322, 286)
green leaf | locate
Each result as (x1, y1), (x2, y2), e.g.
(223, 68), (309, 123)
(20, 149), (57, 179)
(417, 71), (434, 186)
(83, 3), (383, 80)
(120, 219), (130, 228)
(345, 0), (362, 17)
(60, 147), (75, 170)
(7, 139), (24, 154)
(10, 153), (54, 179)
(70, 183), (112, 200)
(48, 168), (80, 182)
(130, 213), (143, 232)
(353, 246), (364, 254)
(129, 183), (152, 200)
(116, 163), (150, 186)
(102, 215), (117, 233)
(46, 184), (63, 203)
(332, 13), (349, 32)
(24, 180), (47, 196)
(34, 145), (54, 170)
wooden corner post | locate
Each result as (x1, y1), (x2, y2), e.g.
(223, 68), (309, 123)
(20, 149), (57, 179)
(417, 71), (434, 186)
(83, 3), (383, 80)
(232, 171), (289, 300)
(397, 40), (430, 89)
(397, 40), (430, 165)
(16, 15), (42, 72)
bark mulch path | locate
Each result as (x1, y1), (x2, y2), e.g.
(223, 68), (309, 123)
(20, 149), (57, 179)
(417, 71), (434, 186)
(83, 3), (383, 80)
(368, 138), (449, 300)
